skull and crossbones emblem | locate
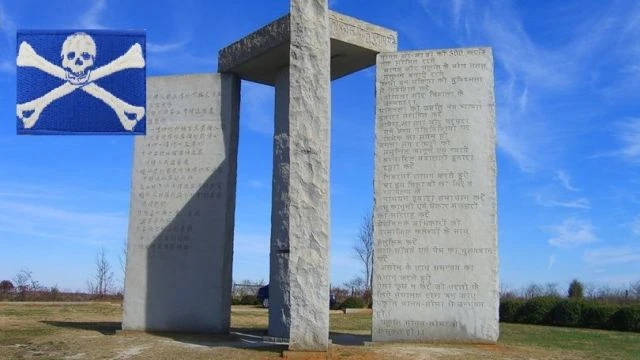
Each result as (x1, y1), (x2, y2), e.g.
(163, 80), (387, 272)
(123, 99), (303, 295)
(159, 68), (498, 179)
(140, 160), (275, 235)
(17, 32), (145, 131)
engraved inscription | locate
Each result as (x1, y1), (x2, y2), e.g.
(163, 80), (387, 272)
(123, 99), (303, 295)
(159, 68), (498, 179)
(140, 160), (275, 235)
(129, 83), (227, 253)
(373, 48), (498, 342)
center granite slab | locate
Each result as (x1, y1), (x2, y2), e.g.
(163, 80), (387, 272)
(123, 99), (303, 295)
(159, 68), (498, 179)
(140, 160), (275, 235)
(218, 11), (397, 85)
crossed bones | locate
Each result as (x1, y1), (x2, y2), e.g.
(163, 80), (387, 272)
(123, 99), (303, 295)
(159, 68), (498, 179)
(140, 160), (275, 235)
(16, 39), (146, 131)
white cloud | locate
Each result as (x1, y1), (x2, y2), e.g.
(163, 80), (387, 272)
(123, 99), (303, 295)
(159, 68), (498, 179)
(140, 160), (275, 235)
(0, 59), (13, 75)
(547, 254), (556, 270)
(77, 0), (108, 29)
(147, 39), (189, 54)
(547, 218), (597, 248)
(616, 118), (640, 162)
(497, 129), (536, 173)
(583, 247), (640, 265)
(632, 215), (640, 236)
(0, 3), (16, 36)
(591, 118), (640, 163)
(0, 200), (127, 245)
(556, 170), (579, 192)
(535, 193), (590, 209)
(241, 82), (274, 135)
(232, 232), (269, 281)
(247, 179), (267, 189)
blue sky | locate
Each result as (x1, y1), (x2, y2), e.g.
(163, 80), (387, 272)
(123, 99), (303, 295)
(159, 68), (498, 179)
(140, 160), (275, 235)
(0, 0), (638, 292)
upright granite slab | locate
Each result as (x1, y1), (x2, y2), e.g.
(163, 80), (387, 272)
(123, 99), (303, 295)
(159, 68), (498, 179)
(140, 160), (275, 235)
(286, 0), (331, 351)
(123, 74), (240, 333)
(373, 48), (498, 343)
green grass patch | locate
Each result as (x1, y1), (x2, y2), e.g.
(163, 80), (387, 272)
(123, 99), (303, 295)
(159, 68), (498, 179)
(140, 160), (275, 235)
(330, 312), (372, 333)
(500, 323), (640, 360)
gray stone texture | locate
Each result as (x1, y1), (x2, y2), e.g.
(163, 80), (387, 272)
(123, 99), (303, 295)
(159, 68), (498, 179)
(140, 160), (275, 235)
(218, 10), (397, 85)
(268, 67), (292, 339)
(373, 48), (498, 343)
(287, 0), (331, 351)
(123, 73), (240, 333)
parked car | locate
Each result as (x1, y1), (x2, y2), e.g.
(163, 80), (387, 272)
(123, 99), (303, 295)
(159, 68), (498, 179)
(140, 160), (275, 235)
(257, 284), (336, 309)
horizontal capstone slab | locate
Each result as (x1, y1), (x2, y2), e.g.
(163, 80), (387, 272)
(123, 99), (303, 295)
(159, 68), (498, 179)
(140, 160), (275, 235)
(218, 11), (397, 85)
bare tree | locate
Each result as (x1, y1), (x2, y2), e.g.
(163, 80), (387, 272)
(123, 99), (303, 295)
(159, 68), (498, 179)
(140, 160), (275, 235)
(544, 282), (560, 297)
(631, 280), (640, 300)
(118, 241), (127, 276)
(523, 283), (544, 300)
(87, 248), (114, 297)
(13, 268), (40, 293)
(353, 212), (374, 292)
(118, 240), (128, 293)
(344, 277), (365, 296)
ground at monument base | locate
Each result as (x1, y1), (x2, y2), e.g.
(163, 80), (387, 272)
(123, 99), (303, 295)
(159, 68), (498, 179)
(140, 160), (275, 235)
(1, 302), (639, 359)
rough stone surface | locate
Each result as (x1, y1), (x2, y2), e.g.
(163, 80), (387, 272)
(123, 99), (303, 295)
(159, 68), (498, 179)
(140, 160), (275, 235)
(286, 0), (331, 351)
(373, 48), (498, 343)
(268, 67), (292, 339)
(123, 73), (240, 333)
(217, 10), (397, 85)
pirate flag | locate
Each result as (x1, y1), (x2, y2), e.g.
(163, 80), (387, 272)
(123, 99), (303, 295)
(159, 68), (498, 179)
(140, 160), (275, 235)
(16, 30), (146, 135)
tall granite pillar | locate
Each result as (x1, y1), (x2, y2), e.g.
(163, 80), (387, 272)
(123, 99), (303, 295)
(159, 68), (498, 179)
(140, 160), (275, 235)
(217, 6), (396, 351)
(286, 0), (331, 351)
(269, 67), (292, 338)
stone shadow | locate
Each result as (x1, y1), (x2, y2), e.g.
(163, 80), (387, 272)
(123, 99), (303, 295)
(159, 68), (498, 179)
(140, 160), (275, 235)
(329, 332), (371, 346)
(124, 75), (240, 333)
(41, 321), (121, 335)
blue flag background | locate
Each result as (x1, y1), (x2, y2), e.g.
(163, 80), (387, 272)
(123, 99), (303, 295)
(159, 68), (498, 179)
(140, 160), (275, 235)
(16, 30), (146, 135)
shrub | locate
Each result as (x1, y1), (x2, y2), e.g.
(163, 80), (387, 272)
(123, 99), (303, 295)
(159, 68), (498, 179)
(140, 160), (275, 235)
(516, 296), (558, 325)
(0, 280), (14, 293)
(606, 306), (640, 332)
(499, 300), (524, 323)
(550, 300), (583, 327)
(580, 303), (617, 329)
(239, 295), (259, 305)
(340, 296), (365, 309)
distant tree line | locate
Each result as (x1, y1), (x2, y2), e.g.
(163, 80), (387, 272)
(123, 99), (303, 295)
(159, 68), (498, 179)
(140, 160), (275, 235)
(500, 279), (640, 333)
(1, 248), (122, 302)
(501, 279), (640, 304)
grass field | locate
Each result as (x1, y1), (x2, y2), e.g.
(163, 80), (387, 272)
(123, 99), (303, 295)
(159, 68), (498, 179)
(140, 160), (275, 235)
(1, 302), (639, 359)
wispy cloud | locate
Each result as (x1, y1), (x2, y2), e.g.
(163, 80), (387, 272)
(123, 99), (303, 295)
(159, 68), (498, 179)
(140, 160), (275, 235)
(535, 194), (590, 209)
(0, 200), (127, 245)
(241, 82), (274, 135)
(615, 118), (640, 163)
(232, 232), (269, 281)
(0, 3), (16, 37)
(497, 129), (536, 173)
(591, 118), (640, 163)
(583, 247), (640, 265)
(0, 59), (13, 75)
(547, 254), (557, 270)
(77, 0), (108, 29)
(0, 3), (16, 78)
(147, 39), (190, 54)
(556, 170), (579, 192)
(418, 0), (637, 173)
(632, 215), (640, 236)
(547, 218), (597, 248)
(247, 179), (267, 189)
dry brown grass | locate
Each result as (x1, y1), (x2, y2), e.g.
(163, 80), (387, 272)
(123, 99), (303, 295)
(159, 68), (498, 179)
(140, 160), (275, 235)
(1, 302), (638, 359)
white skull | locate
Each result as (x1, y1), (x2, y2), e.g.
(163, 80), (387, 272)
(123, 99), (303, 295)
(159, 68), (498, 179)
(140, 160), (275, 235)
(61, 33), (96, 85)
